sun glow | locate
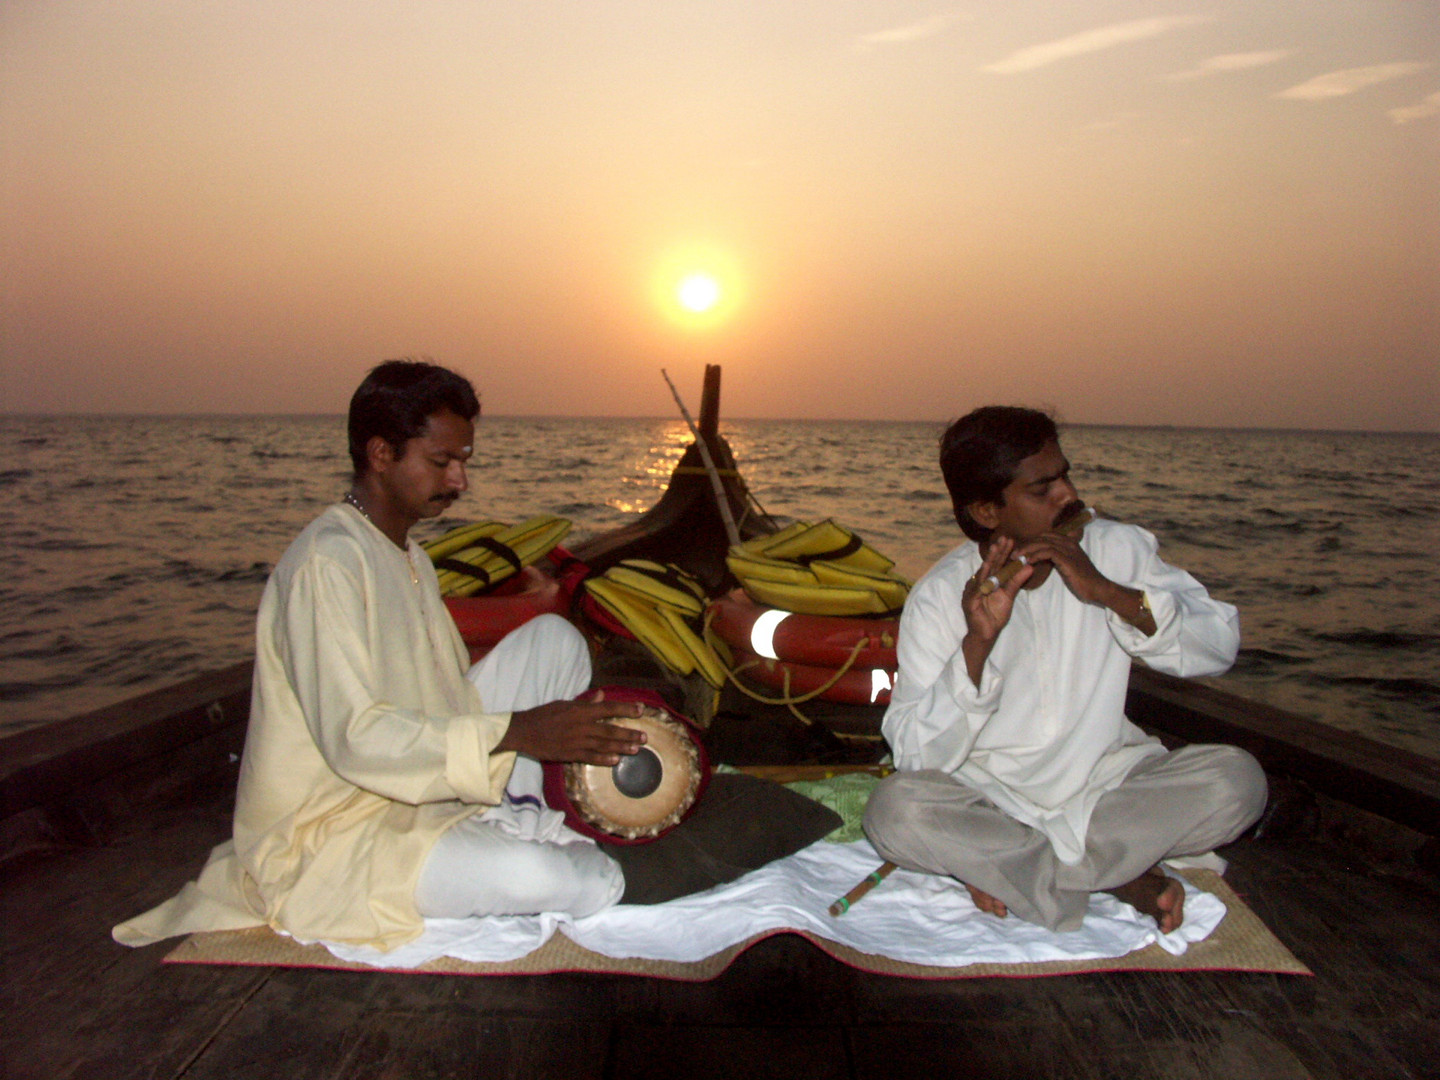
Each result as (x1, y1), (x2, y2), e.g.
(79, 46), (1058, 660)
(652, 246), (744, 331)
(677, 273), (721, 313)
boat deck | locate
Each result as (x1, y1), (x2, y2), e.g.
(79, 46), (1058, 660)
(5, 765), (1438, 1080)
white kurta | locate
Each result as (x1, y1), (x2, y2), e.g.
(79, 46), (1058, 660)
(115, 505), (541, 950)
(881, 518), (1239, 865)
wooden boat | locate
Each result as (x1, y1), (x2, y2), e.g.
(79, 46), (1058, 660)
(4, 366), (1439, 1079)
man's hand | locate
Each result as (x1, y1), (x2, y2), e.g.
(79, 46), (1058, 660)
(1015, 529), (1111, 606)
(961, 536), (1033, 686)
(1016, 530), (1155, 634)
(496, 691), (647, 765)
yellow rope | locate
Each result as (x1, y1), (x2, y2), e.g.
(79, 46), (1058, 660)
(717, 634), (872, 724)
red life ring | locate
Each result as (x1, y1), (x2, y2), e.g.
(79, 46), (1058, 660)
(727, 646), (895, 707)
(444, 547), (586, 663)
(707, 590), (898, 670)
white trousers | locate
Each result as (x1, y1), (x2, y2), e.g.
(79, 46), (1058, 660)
(414, 614), (624, 920)
(863, 744), (1267, 931)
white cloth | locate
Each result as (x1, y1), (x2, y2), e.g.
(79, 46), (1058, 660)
(881, 519), (1240, 864)
(319, 840), (1227, 971)
(115, 505), (581, 950)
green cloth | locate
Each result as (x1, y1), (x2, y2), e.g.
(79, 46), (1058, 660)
(782, 772), (881, 844)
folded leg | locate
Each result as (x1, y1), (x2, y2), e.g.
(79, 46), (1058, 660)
(863, 769), (1089, 930)
(415, 813), (623, 919)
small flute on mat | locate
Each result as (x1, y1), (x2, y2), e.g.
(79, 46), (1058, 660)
(976, 504), (1097, 596)
(829, 861), (897, 916)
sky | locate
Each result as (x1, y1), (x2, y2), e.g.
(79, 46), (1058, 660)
(2, 1), (1437, 430)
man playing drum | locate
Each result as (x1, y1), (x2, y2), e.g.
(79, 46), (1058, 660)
(863, 407), (1267, 933)
(116, 360), (645, 951)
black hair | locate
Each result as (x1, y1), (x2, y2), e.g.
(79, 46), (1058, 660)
(347, 359), (480, 477)
(939, 406), (1059, 541)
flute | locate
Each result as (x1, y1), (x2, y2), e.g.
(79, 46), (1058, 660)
(828, 861), (897, 916)
(976, 504), (1097, 596)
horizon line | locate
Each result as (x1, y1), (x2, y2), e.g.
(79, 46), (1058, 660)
(1, 411), (1437, 438)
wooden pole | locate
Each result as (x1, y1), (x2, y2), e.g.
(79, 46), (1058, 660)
(662, 368), (741, 547)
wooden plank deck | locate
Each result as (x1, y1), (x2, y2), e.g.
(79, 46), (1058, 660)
(4, 767), (1438, 1080)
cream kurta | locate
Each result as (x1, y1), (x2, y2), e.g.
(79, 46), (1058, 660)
(881, 518), (1240, 864)
(114, 505), (519, 950)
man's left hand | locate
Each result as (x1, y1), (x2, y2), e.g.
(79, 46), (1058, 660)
(497, 692), (647, 765)
(1017, 531), (1155, 633)
(1015, 530), (1112, 606)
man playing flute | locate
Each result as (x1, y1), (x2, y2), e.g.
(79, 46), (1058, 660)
(863, 406), (1266, 932)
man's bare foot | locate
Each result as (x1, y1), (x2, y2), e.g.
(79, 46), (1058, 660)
(964, 883), (1008, 918)
(1105, 867), (1185, 933)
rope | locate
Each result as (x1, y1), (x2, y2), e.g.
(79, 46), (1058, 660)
(711, 621), (873, 726)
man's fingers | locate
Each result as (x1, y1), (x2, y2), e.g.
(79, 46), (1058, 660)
(1000, 563), (1033, 598)
(590, 722), (645, 748)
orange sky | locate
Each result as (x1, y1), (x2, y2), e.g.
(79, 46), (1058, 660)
(2, 2), (1437, 429)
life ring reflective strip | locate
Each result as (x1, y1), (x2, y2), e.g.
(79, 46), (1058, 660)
(727, 647), (895, 707)
(707, 590), (899, 670)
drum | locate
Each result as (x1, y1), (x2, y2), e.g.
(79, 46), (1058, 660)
(542, 701), (711, 844)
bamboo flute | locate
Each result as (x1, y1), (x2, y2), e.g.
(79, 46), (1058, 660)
(976, 504), (1097, 596)
(828, 861), (898, 917)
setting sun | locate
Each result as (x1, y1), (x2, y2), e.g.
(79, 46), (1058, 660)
(651, 246), (744, 332)
(677, 273), (721, 313)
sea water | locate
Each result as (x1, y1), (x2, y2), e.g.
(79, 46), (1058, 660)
(1, 415), (1436, 761)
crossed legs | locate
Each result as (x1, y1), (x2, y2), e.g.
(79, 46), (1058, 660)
(415, 615), (625, 920)
(862, 744), (1267, 932)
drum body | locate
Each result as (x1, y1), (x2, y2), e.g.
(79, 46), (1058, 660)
(542, 698), (710, 844)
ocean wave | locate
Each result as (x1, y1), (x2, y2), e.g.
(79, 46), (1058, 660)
(1233, 647), (1308, 670)
(1323, 674), (1440, 703)
(0, 676), (76, 701)
(1306, 629), (1439, 651)
(216, 562), (272, 583)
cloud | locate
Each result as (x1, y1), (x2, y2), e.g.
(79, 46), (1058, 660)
(1166, 50), (1292, 82)
(1276, 62), (1429, 101)
(1390, 90), (1440, 124)
(981, 15), (1212, 74)
(855, 13), (964, 51)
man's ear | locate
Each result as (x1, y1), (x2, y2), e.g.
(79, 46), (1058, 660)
(968, 500), (1001, 531)
(366, 435), (396, 475)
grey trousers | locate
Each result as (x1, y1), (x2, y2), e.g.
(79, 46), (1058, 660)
(862, 744), (1267, 931)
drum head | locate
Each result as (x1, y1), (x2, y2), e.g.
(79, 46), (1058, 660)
(562, 706), (705, 841)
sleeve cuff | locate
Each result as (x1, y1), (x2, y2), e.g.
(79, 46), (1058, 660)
(944, 650), (1004, 712)
(1108, 587), (1179, 653)
(444, 711), (516, 804)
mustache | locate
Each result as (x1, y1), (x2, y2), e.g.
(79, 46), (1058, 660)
(1053, 500), (1088, 529)
(431, 492), (460, 504)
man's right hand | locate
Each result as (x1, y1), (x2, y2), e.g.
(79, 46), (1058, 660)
(960, 535), (1032, 686)
(496, 691), (647, 765)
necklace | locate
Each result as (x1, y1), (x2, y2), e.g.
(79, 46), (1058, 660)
(344, 491), (419, 584)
